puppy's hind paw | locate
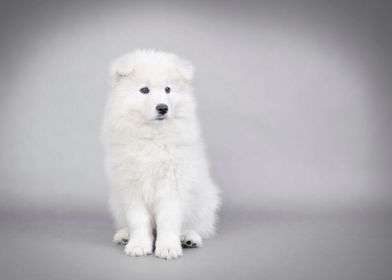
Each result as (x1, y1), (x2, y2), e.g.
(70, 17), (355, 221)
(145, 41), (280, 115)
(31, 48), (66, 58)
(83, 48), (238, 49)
(113, 228), (129, 245)
(181, 230), (203, 248)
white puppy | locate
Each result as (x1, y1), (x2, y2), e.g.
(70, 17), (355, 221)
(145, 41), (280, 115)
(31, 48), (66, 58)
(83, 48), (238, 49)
(101, 50), (221, 260)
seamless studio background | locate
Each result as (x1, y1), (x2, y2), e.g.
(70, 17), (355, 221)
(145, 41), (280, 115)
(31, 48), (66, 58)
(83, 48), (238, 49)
(0, 0), (391, 279)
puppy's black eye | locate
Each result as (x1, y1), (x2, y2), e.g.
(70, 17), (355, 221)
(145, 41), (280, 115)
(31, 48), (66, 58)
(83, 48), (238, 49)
(140, 87), (150, 94)
(165, 86), (171, 94)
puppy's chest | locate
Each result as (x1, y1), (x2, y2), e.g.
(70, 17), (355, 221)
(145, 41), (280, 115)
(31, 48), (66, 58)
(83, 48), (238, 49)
(118, 140), (191, 178)
(137, 143), (179, 174)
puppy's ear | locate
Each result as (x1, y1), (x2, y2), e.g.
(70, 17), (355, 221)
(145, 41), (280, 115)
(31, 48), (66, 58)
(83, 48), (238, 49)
(109, 54), (134, 86)
(175, 58), (194, 82)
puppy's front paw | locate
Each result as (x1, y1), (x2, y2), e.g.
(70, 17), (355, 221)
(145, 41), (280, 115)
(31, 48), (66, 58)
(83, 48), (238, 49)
(124, 238), (153, 257)
(155, 238), (183, 260)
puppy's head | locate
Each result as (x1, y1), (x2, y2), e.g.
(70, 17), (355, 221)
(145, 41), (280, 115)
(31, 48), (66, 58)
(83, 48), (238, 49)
(109, 50), (195, 122)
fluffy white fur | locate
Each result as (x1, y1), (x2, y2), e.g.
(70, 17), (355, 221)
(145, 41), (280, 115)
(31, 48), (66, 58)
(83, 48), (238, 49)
(101, 50), (220, 260)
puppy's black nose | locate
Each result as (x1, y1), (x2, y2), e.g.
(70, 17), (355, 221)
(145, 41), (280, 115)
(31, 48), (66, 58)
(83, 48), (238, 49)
(156, 103), (168, 115)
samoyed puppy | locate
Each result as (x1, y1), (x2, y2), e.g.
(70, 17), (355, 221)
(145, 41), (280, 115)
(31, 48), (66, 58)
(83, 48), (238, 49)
(101, 50), (220, 260)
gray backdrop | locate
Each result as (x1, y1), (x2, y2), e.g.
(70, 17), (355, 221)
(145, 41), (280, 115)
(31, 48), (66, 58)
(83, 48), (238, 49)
(0, 0), (391, 279)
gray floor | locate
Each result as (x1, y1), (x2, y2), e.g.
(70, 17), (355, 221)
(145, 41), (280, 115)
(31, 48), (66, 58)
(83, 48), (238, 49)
(1, 207), (391, 280)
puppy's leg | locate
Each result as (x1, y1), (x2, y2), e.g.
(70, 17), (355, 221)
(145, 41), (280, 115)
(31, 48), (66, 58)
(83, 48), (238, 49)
(194, 208), (217, 238)
(193, 181), (220, 238)
(123, 200), (153, 257)
(154, 195), (183, 260)
(109, 194), (129, 244)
